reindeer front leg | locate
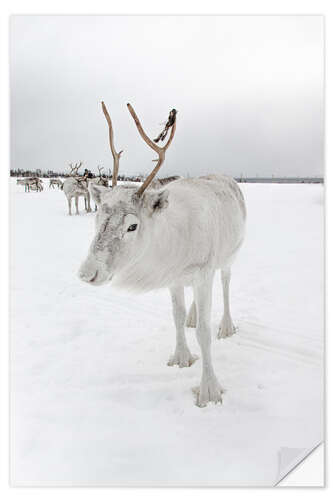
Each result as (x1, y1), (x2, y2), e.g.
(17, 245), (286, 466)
(167, 286), (198, 368)
(67, 196), (72, 215)
(75, 196), (79, 215)
(193, 274), (223, 407)
(87, 192), (92, 212)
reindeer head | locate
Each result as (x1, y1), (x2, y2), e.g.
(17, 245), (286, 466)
(97, 166), (109, 187)
(79, 185), (169, 285)
(78, 103), (176, 286)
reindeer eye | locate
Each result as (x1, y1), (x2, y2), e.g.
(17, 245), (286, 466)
(127, 224), (137, 232)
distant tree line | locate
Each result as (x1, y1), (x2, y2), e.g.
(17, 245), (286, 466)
(10, 168), (147, 182)
(10, 168), (68, 178)
(10, 169), (323, 184)
(234, 176), (323, 184)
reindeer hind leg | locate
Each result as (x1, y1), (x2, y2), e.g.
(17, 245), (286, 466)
(218, 268), (236, 339)
(193, 273), (223, 407)
(186, 300), (197, 328)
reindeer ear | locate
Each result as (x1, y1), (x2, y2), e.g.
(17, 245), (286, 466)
(89, 184), (109, 205)
(143, 189), (169, 214)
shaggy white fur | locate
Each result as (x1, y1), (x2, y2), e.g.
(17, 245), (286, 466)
(79, 174), (246, 407)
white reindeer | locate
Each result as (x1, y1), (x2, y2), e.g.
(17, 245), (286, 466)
(87, 166), (109, 211)
(16, 178), (30, 191)
(49, 178), (63, 189)
(79, 103), (246, 407)
(17, 177), (43, 192)
(28, 179), (43, 191)
(62, 163), (92, 215)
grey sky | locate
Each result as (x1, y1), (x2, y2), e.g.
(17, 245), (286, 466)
(10, 15), (323, 177)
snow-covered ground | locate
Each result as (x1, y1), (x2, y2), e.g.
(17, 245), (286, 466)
(10, 178), (324, 486)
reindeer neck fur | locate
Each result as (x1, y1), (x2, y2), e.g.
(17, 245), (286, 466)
(111, 176), (246, 293)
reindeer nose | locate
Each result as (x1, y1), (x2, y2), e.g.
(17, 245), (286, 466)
(78, 268), (98, 283)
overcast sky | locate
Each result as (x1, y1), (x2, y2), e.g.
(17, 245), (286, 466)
(10, 16), (323, 177)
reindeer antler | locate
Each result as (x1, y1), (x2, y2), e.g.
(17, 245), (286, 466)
(127, 104), (177, 196)
(69, 161), (83, 176)
(97, 165), (104, 177)
(101, 102), (123, 187)
(69, 163), (76, 176)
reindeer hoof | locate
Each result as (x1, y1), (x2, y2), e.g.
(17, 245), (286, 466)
(167, 349), (198, 368)
(218, 319), (237, 339)
(186, 316), (197, 328)
(192, 378), (224, 407)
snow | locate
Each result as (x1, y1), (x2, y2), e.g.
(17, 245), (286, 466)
(10, 178), (324, 486)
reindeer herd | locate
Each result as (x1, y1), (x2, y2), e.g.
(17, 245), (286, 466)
(16, 158), (180, 217)
(16, 162), (112, 215)
(15, 101), (247, 408)
(16, 177), (44, 192)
